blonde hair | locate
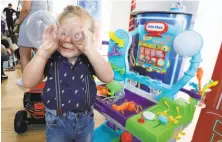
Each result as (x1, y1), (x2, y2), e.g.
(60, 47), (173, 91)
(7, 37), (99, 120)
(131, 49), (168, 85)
(58, 5), (96, 33)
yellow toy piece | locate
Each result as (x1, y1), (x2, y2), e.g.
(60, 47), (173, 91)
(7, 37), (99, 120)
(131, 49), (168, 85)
(157, 101), (170, 116)
(201, 80), (218, 96)
(179, 127), (186, 135)
(157, 110), (168, 116)
(174, 131), (181, 140)
(168, 116), (179, 124)
(176, 106), (182, 120)
(109, 32), (124, 47)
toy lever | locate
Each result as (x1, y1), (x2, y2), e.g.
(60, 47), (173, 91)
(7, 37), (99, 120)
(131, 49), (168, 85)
(153, 115), (168, 128)
(153, 123), (162, 128)
(180, 88), (201, 100)
(196, 68), (203, 95)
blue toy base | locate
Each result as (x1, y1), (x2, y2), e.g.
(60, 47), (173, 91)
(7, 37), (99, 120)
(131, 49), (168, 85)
(94, 122), (123, 142)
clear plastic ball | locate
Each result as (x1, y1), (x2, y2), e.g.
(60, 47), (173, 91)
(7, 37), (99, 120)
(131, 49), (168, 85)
(173, 31), (203, 57)
(26, 10), (59, 48)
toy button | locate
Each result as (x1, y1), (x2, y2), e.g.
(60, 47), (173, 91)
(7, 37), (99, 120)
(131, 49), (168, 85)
(142, 111), (155, 121)
(138, 118), (145, 124)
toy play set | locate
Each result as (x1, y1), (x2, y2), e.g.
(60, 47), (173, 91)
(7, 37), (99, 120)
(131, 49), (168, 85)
(14, 82), (46, 133)
(13, 1), (220, 141)
(93, 6), (212, 142)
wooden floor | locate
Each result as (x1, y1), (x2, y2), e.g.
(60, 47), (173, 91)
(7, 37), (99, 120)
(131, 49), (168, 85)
(1, 66), (105, 142)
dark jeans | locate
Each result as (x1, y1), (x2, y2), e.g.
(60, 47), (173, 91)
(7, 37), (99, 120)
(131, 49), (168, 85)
(6, 19), (14, 36)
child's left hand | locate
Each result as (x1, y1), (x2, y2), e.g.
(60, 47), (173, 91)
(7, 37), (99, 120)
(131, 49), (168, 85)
(71, 25), (95, 54)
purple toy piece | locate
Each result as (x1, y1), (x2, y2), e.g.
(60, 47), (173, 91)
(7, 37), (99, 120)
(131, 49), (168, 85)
(102, 41), (109, 45)
(95, 89), (156, 127)
(106, 121), (117, 130)
(180, 88), (201, 100)
(108, 45), (123, 57)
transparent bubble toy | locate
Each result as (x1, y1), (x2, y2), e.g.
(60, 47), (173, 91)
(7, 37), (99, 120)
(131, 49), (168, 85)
(26, 10), (87, 49)
(26, 10), (58, 48)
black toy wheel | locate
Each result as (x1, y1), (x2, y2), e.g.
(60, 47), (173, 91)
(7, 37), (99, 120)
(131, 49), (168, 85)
(23, 92), (30, 108)
(14, 110), (28, 133)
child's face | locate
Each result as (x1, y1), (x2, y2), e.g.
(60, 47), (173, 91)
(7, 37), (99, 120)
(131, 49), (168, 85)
(58, 16), (86, 59)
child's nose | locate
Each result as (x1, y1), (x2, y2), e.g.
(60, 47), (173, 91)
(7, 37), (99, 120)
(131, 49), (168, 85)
(63, 35), (72, 43)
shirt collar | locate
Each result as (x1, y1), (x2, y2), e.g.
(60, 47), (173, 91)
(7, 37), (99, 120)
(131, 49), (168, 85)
(52, 51), (85, 66)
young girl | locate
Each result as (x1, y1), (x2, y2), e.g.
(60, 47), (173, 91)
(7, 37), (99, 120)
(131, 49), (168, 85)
(22, 5), (114, 142)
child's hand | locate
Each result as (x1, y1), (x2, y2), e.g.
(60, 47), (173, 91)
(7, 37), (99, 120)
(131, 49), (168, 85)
(71, 25), (95, 54)
(41, 25), (60, 56)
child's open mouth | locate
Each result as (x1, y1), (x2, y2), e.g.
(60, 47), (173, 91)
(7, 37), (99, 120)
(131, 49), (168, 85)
(61, 43), (76, 51)
(62, 46), (74, 51)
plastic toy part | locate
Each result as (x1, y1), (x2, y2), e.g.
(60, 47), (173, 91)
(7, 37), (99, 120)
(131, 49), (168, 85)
(109, 63), (125, 75)
(138, 118), (145, 124)
(125, 97), (195, 142)
(189, 82), (199, 93)
(173, 30), (203, 58)
(153, 114), (168, 128)
(196, 68), (203, 94)
(142, 111), (155, 121)
(106, 81), (124, 96)
(190, 67), (218, 100)
(201, 80), (218, 97)
(112, 101), (143, 115)
(170, 1), (186, 12)
(121, 132), (133, 142)
(97, 86), (111, 96)
(108, 29), (131, 81)
(168, 116), (179, 125)
(174, 131), (181, 140)
(157, 101), (169, 116)
(176, 106), (182, 119)
(108, 45), (123, 57)
(97, 89), (125, 105)
(109, 32), (124, 47)
(33, 102), (45, 110)
(174, 127), (186, 140)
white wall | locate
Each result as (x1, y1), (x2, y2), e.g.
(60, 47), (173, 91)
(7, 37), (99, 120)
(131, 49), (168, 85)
(181, 0), (222, 88)
(135, 0), (199, 13)
(109, 0), (200, 31)
(109, 0), (131, 31)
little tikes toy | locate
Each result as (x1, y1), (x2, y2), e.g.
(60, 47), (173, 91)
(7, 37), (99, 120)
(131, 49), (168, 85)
(121, 131), (133, 142)
(106, 80), (124, 96)
(14, 82), (45, 133)
(112, 101), (143, 115)
(97, 86), (111, 96)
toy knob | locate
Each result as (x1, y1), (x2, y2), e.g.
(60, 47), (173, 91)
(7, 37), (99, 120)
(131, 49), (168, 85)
(158, 115), (168, 124)
(121, 132), (132, 142)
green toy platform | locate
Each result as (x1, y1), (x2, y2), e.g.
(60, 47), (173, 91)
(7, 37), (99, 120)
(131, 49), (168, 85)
(125, 97), (196, 142)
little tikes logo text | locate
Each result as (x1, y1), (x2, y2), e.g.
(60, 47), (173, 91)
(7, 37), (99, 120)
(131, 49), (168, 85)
(145, 22), (168, 37)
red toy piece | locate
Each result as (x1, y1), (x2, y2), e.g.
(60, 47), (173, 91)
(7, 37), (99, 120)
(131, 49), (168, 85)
(138, 118), (145, 124)
(121, 132), (133, 142)
(14, 82), (46, 133)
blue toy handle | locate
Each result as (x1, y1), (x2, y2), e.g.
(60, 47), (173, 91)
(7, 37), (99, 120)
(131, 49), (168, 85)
(155, 52), (202, 101)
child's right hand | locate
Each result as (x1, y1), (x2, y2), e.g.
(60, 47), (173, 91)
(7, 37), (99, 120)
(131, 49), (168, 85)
(41, 25), (60, 56)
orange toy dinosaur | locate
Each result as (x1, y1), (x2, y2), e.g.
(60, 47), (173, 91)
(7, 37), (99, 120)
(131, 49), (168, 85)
(97, 86), (111, 96)
(112, 101), (143, 114)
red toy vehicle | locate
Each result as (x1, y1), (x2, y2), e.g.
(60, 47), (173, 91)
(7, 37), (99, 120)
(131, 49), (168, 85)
(14, 82), (46, 133)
